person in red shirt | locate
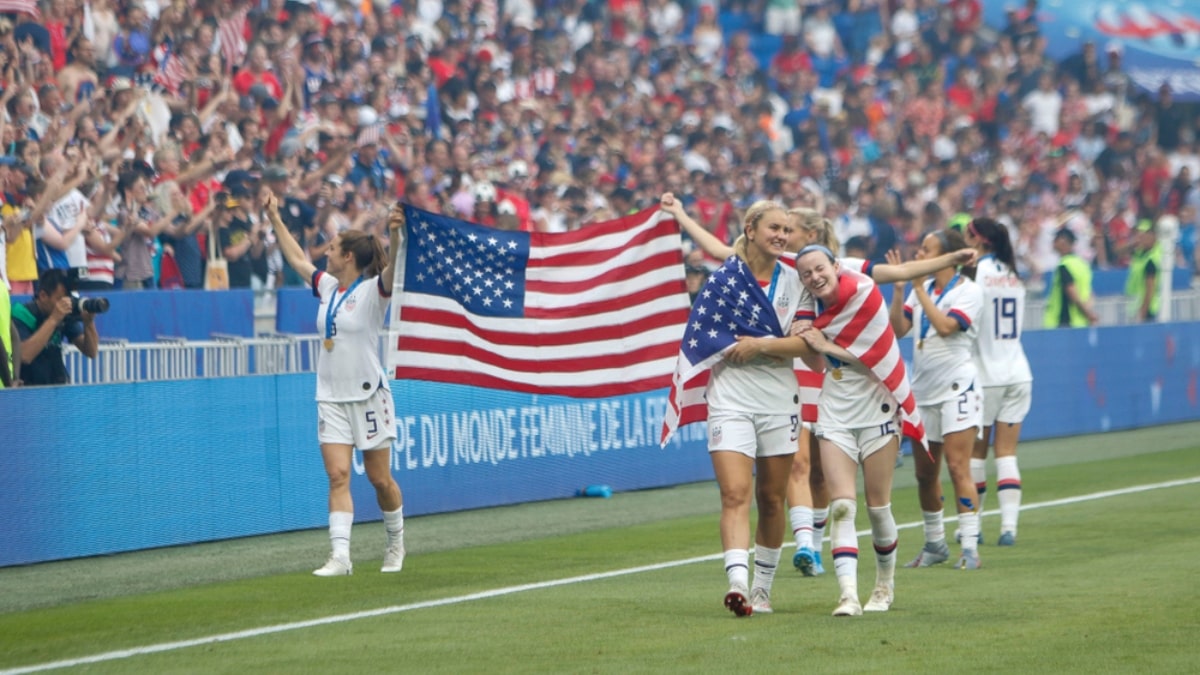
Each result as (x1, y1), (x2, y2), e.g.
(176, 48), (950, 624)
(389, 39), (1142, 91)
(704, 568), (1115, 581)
(950, 0), (982, 35)
(232, 43), (283, 100)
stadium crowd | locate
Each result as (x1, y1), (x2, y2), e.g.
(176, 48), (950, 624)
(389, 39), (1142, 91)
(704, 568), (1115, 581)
(0, 0), (1197, 297)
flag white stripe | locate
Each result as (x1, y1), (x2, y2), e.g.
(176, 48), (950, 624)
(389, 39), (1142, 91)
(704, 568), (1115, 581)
(400, 293), (688, 336)
(397, 319), (686, 361)
(394, 352), (681, 386)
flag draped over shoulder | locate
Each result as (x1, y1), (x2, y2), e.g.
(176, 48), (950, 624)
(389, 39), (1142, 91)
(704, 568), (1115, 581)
(0, 0), (37, 18)
(388, 205), (691, 397)
(660, 257), (786, 447)
(809, 267), (928, 452)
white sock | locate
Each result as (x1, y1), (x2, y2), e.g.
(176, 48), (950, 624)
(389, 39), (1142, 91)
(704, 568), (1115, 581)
(830, 498), (858, 597)
(789, 505), (814, 550)
(724, 549), (750, 590)
(868, 504), (897, 588)
(329, 511), (353, 559)
(996, 456), (1022, 535)
(958, 511), (980, 553)
(383, 506), (405, 543)
(970, 457), (988, 513)
(922, 510), (945, 544)
(813, 507), (829, 554)
(752, 545), (782, 595)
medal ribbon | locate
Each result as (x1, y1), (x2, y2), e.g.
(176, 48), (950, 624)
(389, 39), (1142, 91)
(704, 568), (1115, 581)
(325, 276), (364, 341)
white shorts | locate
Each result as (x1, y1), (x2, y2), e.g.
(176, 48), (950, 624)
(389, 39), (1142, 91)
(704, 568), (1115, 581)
(708, 411), (799, 459)
(317, 386), (397, 450)
(920, 387), (982, 444)
(982, 382), (1033, 426)
(814, 419), (899, 464)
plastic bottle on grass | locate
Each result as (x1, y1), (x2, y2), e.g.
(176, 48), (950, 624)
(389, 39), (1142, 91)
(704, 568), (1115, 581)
(577, 485), (612, 498)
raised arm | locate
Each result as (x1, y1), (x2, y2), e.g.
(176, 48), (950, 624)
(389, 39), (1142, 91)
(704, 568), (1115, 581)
(660, 192), (734, 261)
(378, 203), (405, 292)
(871, 248), (976, 284)
(888, 258), (912, 337)
(264, 190), (317, 281)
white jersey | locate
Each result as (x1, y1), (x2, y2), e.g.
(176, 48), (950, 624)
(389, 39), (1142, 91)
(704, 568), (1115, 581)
(707, 261), (804, 415)
(903, 275), (983, 406)
(972, 255), (1033, 386)
(817, 361), (896, 429)
(39, 189), (91, 268)
(313, 270), (392, 403)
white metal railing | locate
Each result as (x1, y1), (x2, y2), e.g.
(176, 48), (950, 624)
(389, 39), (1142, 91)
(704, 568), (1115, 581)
(61, 332), (390, 384)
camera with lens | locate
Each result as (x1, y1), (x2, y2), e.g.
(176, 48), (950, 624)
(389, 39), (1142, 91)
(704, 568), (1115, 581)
(64, 268), (110, 316)
(70, 294), (110, 316)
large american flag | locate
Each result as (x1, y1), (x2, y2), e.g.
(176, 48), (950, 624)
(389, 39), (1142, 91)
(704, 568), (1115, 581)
(388, 206), (691, 397)
(660, 256), (787, 446)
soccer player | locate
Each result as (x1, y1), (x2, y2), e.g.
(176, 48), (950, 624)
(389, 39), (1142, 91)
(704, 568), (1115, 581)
(663, 194), (975, 575)
(965, 218), (1032, 546)
(732, 245), (923, 615)
(264, 192), (407, 577)
(888, 229), (985, 570)
(683, 200), (814, 617)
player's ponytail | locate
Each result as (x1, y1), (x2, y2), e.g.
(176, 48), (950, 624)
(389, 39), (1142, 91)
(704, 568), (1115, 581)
(969, 217), (1018, 275)
(340, 230), (388, 278)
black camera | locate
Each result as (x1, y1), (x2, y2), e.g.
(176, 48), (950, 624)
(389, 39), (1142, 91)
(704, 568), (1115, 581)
(70, 293), (110, 316)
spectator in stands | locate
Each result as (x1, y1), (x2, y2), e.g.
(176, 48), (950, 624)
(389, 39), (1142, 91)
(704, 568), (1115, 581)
(263, 192), (406, 578)
(10, 268), (99, 386)
(1043, 227), (1098, 327)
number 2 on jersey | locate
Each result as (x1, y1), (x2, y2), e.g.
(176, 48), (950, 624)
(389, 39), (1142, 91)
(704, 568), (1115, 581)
(992, 297), (1019, 340)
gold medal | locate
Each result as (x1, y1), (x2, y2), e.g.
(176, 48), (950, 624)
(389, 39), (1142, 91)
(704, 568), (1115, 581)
(831, 368), (843, 381)
(917, 339), (924, 350)
(323, 338), (334, 351)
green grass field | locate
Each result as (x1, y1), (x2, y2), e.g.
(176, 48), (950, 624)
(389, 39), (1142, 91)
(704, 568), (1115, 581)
(3, 422), (1199, 674)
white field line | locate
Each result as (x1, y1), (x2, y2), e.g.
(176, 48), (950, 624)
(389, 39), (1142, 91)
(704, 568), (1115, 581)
(4, 476), (1198, 675)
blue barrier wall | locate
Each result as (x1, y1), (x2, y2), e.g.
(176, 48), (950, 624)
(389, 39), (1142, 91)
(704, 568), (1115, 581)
(3, 321), (1199, 566)
(11, 289), (256, 342)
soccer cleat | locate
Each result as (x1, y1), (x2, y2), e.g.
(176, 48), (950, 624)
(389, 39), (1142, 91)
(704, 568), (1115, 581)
(812, 551), (826, 576)
(724, 584), (752, 617)
(793, 546), (818, 576)
(381, 539), (406, 573)
(997, 531), (1016, 546)
(832, 593), (863, 617)
(904, 540), (951, 568)
(863, 583), (894, 612)
(749, 588), (773, 614)
(313, 555), (353, 577)
(953, 549), (982, 570)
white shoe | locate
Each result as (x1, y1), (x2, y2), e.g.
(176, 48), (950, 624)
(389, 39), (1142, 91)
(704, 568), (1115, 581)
(381, 539), (406, 573)
(832, 593), (862, 617)
(749, 588), (773, 614)
(863, 583), (894, 612)
(313, 555), (353, 577)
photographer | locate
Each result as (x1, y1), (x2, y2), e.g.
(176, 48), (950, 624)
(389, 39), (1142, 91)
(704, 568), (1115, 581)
(10, 268), (101, 386)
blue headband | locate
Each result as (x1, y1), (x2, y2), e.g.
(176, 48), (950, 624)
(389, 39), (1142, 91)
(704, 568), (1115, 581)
(797, 244), (836, 263)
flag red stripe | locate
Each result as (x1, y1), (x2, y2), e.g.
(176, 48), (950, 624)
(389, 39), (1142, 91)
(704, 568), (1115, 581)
(524, 280), (689, 319)
(530, 211), (676, 246)
(527, 250), (684, 294)
(531, 227), (675, 270)
(795, 369), (823, 387)
(860, 330), (894, 371)
(393, 366), (669, 398)
(400, 336), (679, 374)
(400, 305), (687, 346)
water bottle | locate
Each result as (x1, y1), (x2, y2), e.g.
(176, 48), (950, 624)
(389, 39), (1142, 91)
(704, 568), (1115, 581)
(577, 484), (612, 498)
